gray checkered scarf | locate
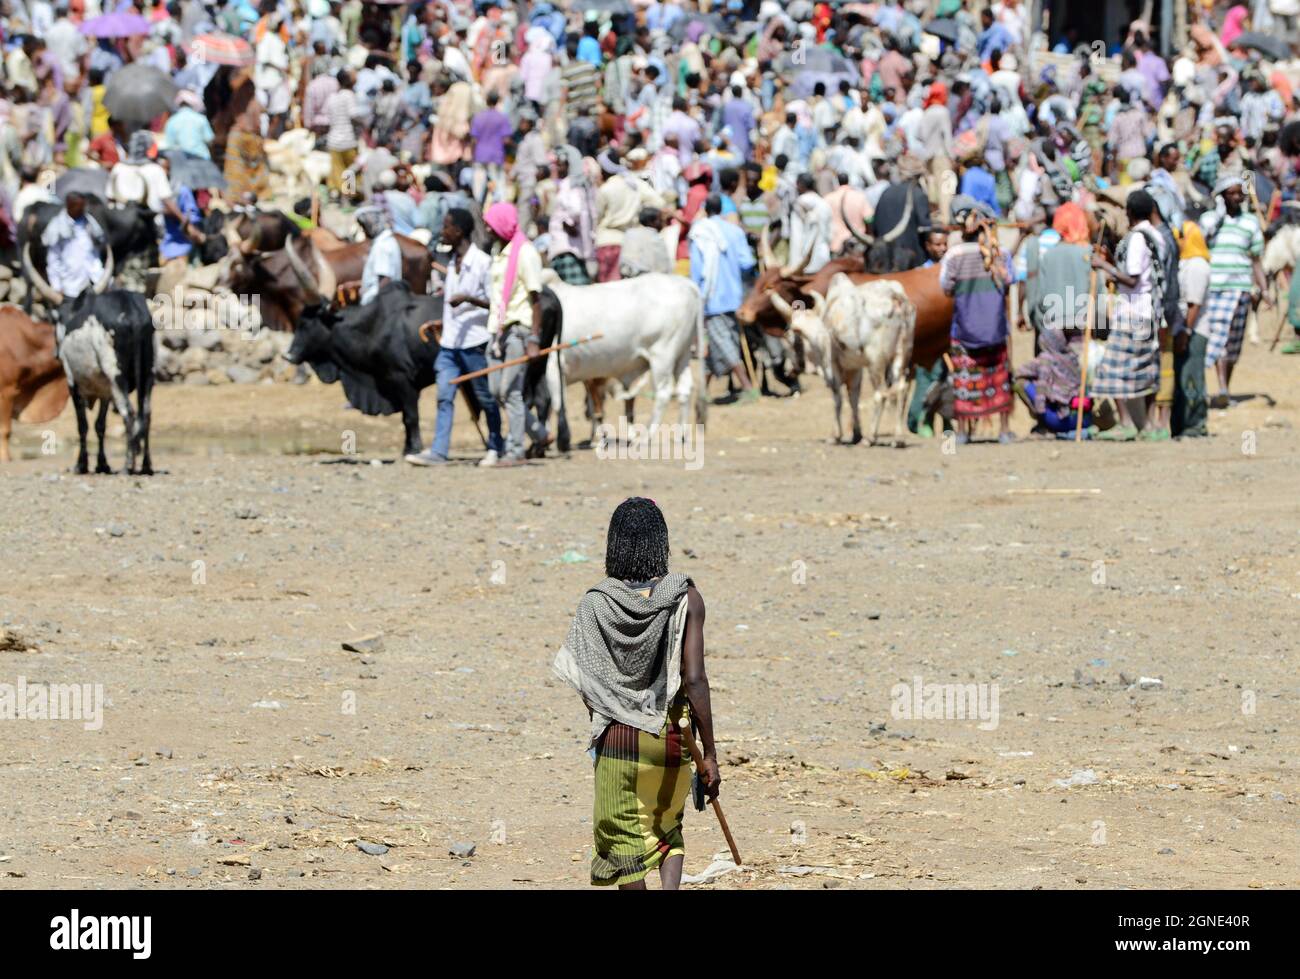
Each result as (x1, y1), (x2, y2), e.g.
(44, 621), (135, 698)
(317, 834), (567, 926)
(553, 574), (692, 747)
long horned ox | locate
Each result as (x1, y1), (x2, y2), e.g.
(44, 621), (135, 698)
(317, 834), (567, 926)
(218, 233), (432, 331)
(738, 219), (953, 371)
(772, 274), (916, 446)
(23, 245), (157, 475)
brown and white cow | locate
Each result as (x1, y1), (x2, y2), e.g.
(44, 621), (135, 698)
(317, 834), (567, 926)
(736, 229), (953, 371)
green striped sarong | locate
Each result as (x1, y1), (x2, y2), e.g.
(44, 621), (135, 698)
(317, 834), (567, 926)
(591, 701), (691, 887)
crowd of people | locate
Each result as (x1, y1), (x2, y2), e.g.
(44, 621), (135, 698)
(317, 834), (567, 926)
(2, 0), (1299, 460)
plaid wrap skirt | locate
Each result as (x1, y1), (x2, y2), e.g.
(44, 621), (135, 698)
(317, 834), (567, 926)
(1092, 307), (1159, 399)
(550, 251), (591, 285)
(705, 313), (742, 376)
(1198, 289), (1251, 367)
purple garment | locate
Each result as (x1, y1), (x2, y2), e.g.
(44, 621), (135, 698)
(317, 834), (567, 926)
(1136, 51), (1169, 109)
(662, 110), (702, 164)
(470, 108), (512, 165)
(941, 242), (1012, 349)
(720, 97), (754, 160)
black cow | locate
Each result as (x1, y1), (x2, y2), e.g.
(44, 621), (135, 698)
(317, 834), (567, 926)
(284, 281), (442, 456)
(22, 249), (156, 474)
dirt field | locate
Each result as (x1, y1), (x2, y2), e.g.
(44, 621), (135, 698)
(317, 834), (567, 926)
(2, 326), (1297, 890)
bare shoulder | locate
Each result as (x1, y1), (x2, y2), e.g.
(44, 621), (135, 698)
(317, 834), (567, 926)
(686, 584), (705, 616)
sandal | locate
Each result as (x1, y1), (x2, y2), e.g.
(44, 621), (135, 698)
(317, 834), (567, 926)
(1095, 425), (1138, 442)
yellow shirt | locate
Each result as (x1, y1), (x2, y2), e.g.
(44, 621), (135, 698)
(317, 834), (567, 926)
(487, 239), (543, 332)
(91, 86), (110, 139)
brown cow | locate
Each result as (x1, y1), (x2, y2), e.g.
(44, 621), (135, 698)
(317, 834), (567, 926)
(0, 306), (69, 462)
(738, 261), (953, 371)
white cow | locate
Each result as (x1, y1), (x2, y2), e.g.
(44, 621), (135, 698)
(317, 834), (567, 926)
(540, 272), (705, 450)
(772, 273), (915, 446)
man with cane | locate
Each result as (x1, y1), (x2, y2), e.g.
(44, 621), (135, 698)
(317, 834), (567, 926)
(553, 498), (734, 889)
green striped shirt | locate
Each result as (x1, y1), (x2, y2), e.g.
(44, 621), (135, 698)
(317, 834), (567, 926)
(737, 197), (770, 237)
(1202, 211), (1262, 292)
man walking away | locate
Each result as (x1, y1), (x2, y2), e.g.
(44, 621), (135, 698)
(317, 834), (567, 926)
(690, 193), (756, 403)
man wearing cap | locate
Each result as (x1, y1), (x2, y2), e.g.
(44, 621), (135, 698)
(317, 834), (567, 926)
(548, 146), (596, 285)
(1197, 175), (1266, 407)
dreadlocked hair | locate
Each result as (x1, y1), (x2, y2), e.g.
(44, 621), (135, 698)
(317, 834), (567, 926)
(605, 497), (670, 583)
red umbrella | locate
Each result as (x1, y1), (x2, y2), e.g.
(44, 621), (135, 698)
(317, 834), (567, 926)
(185, 32), (254, 68)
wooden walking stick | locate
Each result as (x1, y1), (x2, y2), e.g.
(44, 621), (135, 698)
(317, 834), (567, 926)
(447, 333), (604, 385)
(676, 717), (742, 866)
(1076, 227), (1106, 442)
(736, 319), (760, 388)
(1269, 269), (1291, 352)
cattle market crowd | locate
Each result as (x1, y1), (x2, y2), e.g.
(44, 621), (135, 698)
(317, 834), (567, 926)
(3, 0), (1300, 472)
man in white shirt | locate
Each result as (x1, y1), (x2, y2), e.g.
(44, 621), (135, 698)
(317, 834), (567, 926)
(595, 157), (658, 281)
(358, 209), (403, 304)
(13, 166), (58, 223)
(42, 191), (106, 301)
(787, 173), (832, 273)
(46, 4), (86, 80)
(255, 20), (292, 138)
(108, 132), (172, 214)
(409, 208), (502, 467)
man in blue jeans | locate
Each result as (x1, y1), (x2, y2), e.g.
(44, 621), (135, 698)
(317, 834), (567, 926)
(407, 209), (503, 466)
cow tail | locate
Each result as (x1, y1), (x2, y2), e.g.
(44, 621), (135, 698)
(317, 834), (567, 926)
(556, 349), (570, 453)
(547, 288), (570, 453)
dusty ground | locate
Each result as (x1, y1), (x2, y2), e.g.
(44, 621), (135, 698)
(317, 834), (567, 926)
(1, 326), (1297, 890)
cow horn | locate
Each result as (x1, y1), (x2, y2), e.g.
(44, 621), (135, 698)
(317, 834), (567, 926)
(284, 239), (323, 303)
(780, 239), (813, 278)
(770, 291), (795, 323)
(93, 247), (114, 294)
(759, 224), (776, 270)
(22, 244), (64, 306)
(841, 197), (873, 248)
(312, 242), (337, 304)
(810, 290), (828, 319)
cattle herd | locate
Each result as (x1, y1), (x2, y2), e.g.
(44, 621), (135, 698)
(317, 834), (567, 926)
(0, 191), (983, 469)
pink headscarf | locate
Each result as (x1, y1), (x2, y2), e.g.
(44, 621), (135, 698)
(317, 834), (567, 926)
(1221, 6), (1249, 48)
(484, 202), (526, 321)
